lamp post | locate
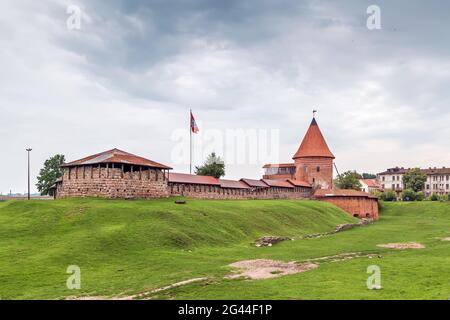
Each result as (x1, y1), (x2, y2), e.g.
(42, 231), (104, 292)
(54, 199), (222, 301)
(26, 148), (32, 200)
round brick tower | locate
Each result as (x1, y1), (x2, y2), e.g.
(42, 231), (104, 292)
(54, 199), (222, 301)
(292, 117), (335, 189)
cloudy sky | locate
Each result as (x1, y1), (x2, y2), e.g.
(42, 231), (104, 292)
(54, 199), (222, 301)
(1, 0), (450, 194)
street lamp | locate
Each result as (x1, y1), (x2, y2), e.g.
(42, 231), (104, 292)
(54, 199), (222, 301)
(26, 148), (32, 200)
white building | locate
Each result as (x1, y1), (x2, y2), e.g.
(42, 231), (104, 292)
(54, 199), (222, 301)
(377, 166), (450, 196)
(359, 179), (382, 194)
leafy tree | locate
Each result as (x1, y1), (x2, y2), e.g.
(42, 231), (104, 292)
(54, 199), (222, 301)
(416, 191), (425, 201)
(402, 168), (427, 192)
(195, 152), (225, 178)
(362, 173), (376, 179)
(334, 171), (362, 190)
(36, 154), (65, 196)
(430, 193), (439, 201)
(401, 189), (416, 201)
(380, 189), (397, 201)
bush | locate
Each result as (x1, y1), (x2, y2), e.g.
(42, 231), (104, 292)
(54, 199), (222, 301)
(416, 192), (425, 201)
(401, 189), (416, 201)
(448, 194), (450, 201)
(430, 193), (439, 201)
(381, 190), (397, 202)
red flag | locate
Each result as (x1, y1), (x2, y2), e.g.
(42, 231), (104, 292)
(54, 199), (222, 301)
(190, 111), (199, 134)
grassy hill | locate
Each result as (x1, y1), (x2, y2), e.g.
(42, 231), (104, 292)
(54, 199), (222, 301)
(0, 199), (449, 300)
(0, 198), (354, 299)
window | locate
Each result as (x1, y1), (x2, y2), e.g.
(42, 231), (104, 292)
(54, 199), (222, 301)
(316, 166), (320, 172)
(382, 176), (385, 182)
(447, 184), (449, 190)
(426, 184), (430, 190)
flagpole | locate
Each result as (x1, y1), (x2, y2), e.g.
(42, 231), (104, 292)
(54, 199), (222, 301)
(190, 109), (192, 175)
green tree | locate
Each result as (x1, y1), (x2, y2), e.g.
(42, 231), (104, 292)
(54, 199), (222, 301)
(402, 168), (427, 192)
(380, 189), (397, 201)
(362, 173), (376, 179)
(334, 171), (362, 190)
(430, 193), (439, 201)
(194, 152), (225, 179)
(401, 189), (416, 201)
(36, 154), (65, 196)
(416, 191), (425, 201)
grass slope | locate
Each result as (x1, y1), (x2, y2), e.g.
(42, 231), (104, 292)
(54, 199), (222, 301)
(0, 198), (354, 299)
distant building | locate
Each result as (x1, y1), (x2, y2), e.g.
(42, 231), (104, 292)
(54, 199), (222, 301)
(377, 166), (450, 197)
(359, 179), (382, 193)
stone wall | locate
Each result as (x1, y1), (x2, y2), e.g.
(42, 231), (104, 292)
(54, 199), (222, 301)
(317, 196), (379, 220)
(56, 165), (169, 198)
(169, 183), (312, 200)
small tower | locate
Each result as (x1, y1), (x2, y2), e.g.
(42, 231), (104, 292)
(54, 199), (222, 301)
(292, 116), (335, 189)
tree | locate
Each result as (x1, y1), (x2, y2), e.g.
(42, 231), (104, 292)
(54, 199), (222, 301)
(401, 189), (416, 201)
(380, 189), (397, 201)
(334, 171), (362, 190)
(194, 152), (225, 179)
(416, 191), (425, 201)
(430, 193), (439, 201)
(36, 154), (65, 196)
(402, 168), (427, 192)
(362, 173), (376, 179)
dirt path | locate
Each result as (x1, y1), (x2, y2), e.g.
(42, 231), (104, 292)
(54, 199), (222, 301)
(377, 242), (425, 249)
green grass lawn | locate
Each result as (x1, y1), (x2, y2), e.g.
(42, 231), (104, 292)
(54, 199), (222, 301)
(0, 198), (449, 300)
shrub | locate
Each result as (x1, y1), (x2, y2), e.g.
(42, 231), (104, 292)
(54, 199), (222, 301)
(416, 191), (425, 201)
(430, 193), (439, 201)
(381, 189), (397, 202)
(448, 194), (450, 201)
(401, 189), (416, 201)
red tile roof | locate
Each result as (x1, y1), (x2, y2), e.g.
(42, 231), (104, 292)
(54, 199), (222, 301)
(62, 148), (172, 169)
(261, 179), (294, 188)
(286, 179), (312, 188)
(360, 179), (380, 188)
(262, 163), (295, 168)
(293, 118), (335, 159)
(219, 179), (250, 189)
(240, 178), (269, 188)
(314, 189), (378, 199)
(168, 172), (220, 185)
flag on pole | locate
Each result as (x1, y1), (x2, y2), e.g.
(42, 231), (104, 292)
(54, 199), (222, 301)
(190, 111), (199, 133)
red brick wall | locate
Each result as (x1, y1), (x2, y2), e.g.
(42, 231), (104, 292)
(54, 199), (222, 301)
(56, 165), (169, 198)
(318, 196), (379, 220)
(169, 183), (312, 200)
(294, 157), (333, 189)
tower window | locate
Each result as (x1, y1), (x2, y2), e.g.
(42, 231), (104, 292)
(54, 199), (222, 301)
(316, 166), (320, 172)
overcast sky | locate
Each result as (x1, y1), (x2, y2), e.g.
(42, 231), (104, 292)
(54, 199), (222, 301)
(1, 0), (450, 194)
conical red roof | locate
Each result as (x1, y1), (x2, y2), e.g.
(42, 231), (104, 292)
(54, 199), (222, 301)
(293, 118), (335, 159)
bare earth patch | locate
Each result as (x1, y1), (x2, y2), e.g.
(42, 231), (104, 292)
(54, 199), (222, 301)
(377, 242), (425, 249)
(67, 277), (208, 300)
(441, 237), (450, 241)
(227, 259), (318, 280)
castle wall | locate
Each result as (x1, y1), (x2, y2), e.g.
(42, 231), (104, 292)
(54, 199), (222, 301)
(56, 165), (169, 198)
(317, 196), (379, 220)
(169, 183), (312, 200)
